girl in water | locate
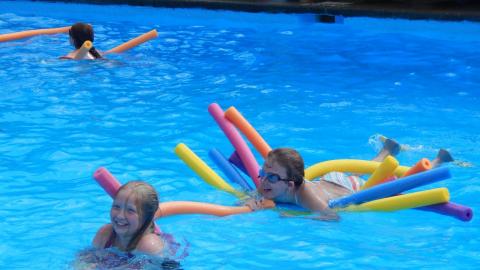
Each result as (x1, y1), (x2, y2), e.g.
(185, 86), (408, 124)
(92, 181), (164, 254)
(61, 22), (102, 60)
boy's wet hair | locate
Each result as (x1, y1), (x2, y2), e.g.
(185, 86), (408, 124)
(115, 181), (159, 251)
(268, 148), (305, 188)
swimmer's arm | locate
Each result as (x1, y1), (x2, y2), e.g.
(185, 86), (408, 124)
(300, 190), (340, 221)
(135, 233), (165, 255)
(73, 251), (99, 270)
(59, 52), (74, 60)
(92, 224), (112, 249)
(244, 198), (276, 211)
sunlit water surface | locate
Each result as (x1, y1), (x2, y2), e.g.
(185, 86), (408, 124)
(1, 1), (480, 269)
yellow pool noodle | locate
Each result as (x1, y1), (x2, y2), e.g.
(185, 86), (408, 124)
(361, 155), (399, 190)
(174, 143), (244, 198)
(305, 159), (409, 180)
(72, 40), (93, 60)
(342, 188), (450, 212)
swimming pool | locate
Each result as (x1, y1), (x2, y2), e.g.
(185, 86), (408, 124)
(1, 0), (479, 269)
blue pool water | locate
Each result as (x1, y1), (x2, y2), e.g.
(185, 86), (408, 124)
(1, 1), (480, 269)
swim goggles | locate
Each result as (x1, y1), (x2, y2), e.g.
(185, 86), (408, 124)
(258, 168), (290, 183)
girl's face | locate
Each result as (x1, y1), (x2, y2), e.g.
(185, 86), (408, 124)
(110, 189), (142, 240)
(258, 159), (292, 200)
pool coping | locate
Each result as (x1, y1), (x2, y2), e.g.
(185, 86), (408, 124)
(30, 0), (480, 22)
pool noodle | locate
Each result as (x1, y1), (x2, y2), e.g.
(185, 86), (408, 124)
(174, 143), (244, 198)
(363, 158), (471, 221)
(417, 202), (473, 222)
(72, 40), (93, 60)
(328, 167), (451, 208)
(106, 29), (158, 54)
(92, 167), (161, 233)
(229, 151), (248, 175)
(208, 103), (260, 187)
(402, 158), (432, 177)
(342, 188), (449, 212)
(209, 148), (253, 191)
(377, 158), (432, 186)
(305, 159), (409, 180)
(0, 26), (70, 42)
(224, 106), (271, 158)
(93, 167), (121, 198)
(361, 155), (399, 190)
(157, 201), (253, 218)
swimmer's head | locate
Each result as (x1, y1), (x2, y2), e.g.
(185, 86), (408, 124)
(259, 148), (305, 200)
(112, 181), (159, 251)
(69, 22), (94, 49)
(267, 148), (305, 188)
(68, 22), (102, 59)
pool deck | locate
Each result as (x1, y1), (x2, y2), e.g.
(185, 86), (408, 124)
(36, 0), (480, 21)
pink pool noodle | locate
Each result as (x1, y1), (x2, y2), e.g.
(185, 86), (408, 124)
(208, 103), (260, 188)
(417, 202), (473, 222)
(93, 167), (121, 198)
(93, 167), (162, 233)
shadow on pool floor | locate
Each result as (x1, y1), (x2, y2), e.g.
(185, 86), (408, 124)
(37, 0), (480, 21)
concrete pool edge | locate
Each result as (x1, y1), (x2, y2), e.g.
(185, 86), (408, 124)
(27, 0), (480, 22)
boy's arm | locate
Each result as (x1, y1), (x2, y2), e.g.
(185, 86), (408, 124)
(244, 198), (276, 211)
(298, 189), (340, 221)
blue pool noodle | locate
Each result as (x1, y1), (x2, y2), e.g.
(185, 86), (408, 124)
(328, 167), (451, 209)
(209, 148), (253, 191)
(228, 150), (249, 175)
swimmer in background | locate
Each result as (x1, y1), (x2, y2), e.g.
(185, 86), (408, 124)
(61, 22), (102, 60)
(246, 139), (454, 220)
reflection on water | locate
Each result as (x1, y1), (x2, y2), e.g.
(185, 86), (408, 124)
(73, 247), (183, 270)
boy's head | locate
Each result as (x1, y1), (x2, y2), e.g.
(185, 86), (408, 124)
(258, 148), (305, 200)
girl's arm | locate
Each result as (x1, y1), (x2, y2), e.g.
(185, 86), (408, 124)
(92, 224), (112, 249)
(135, 233), (165, 255)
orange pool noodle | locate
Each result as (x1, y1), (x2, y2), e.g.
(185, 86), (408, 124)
(156, 201), (252, 218)
(225, 106), (272, 158)
(106, 29), (158, 54)
(0, 26), (70, 42)
(72, 40), (93, 59)
(402, 158), (432, 177)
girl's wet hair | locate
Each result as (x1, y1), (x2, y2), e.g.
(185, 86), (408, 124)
(268, 148), (305, 188)
(69, 22), (102, 59)
(115, 181), (159, 252)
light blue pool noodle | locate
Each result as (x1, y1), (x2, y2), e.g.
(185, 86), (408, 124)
(209, 148), (253, 191)
(328, 167), (451, 209)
